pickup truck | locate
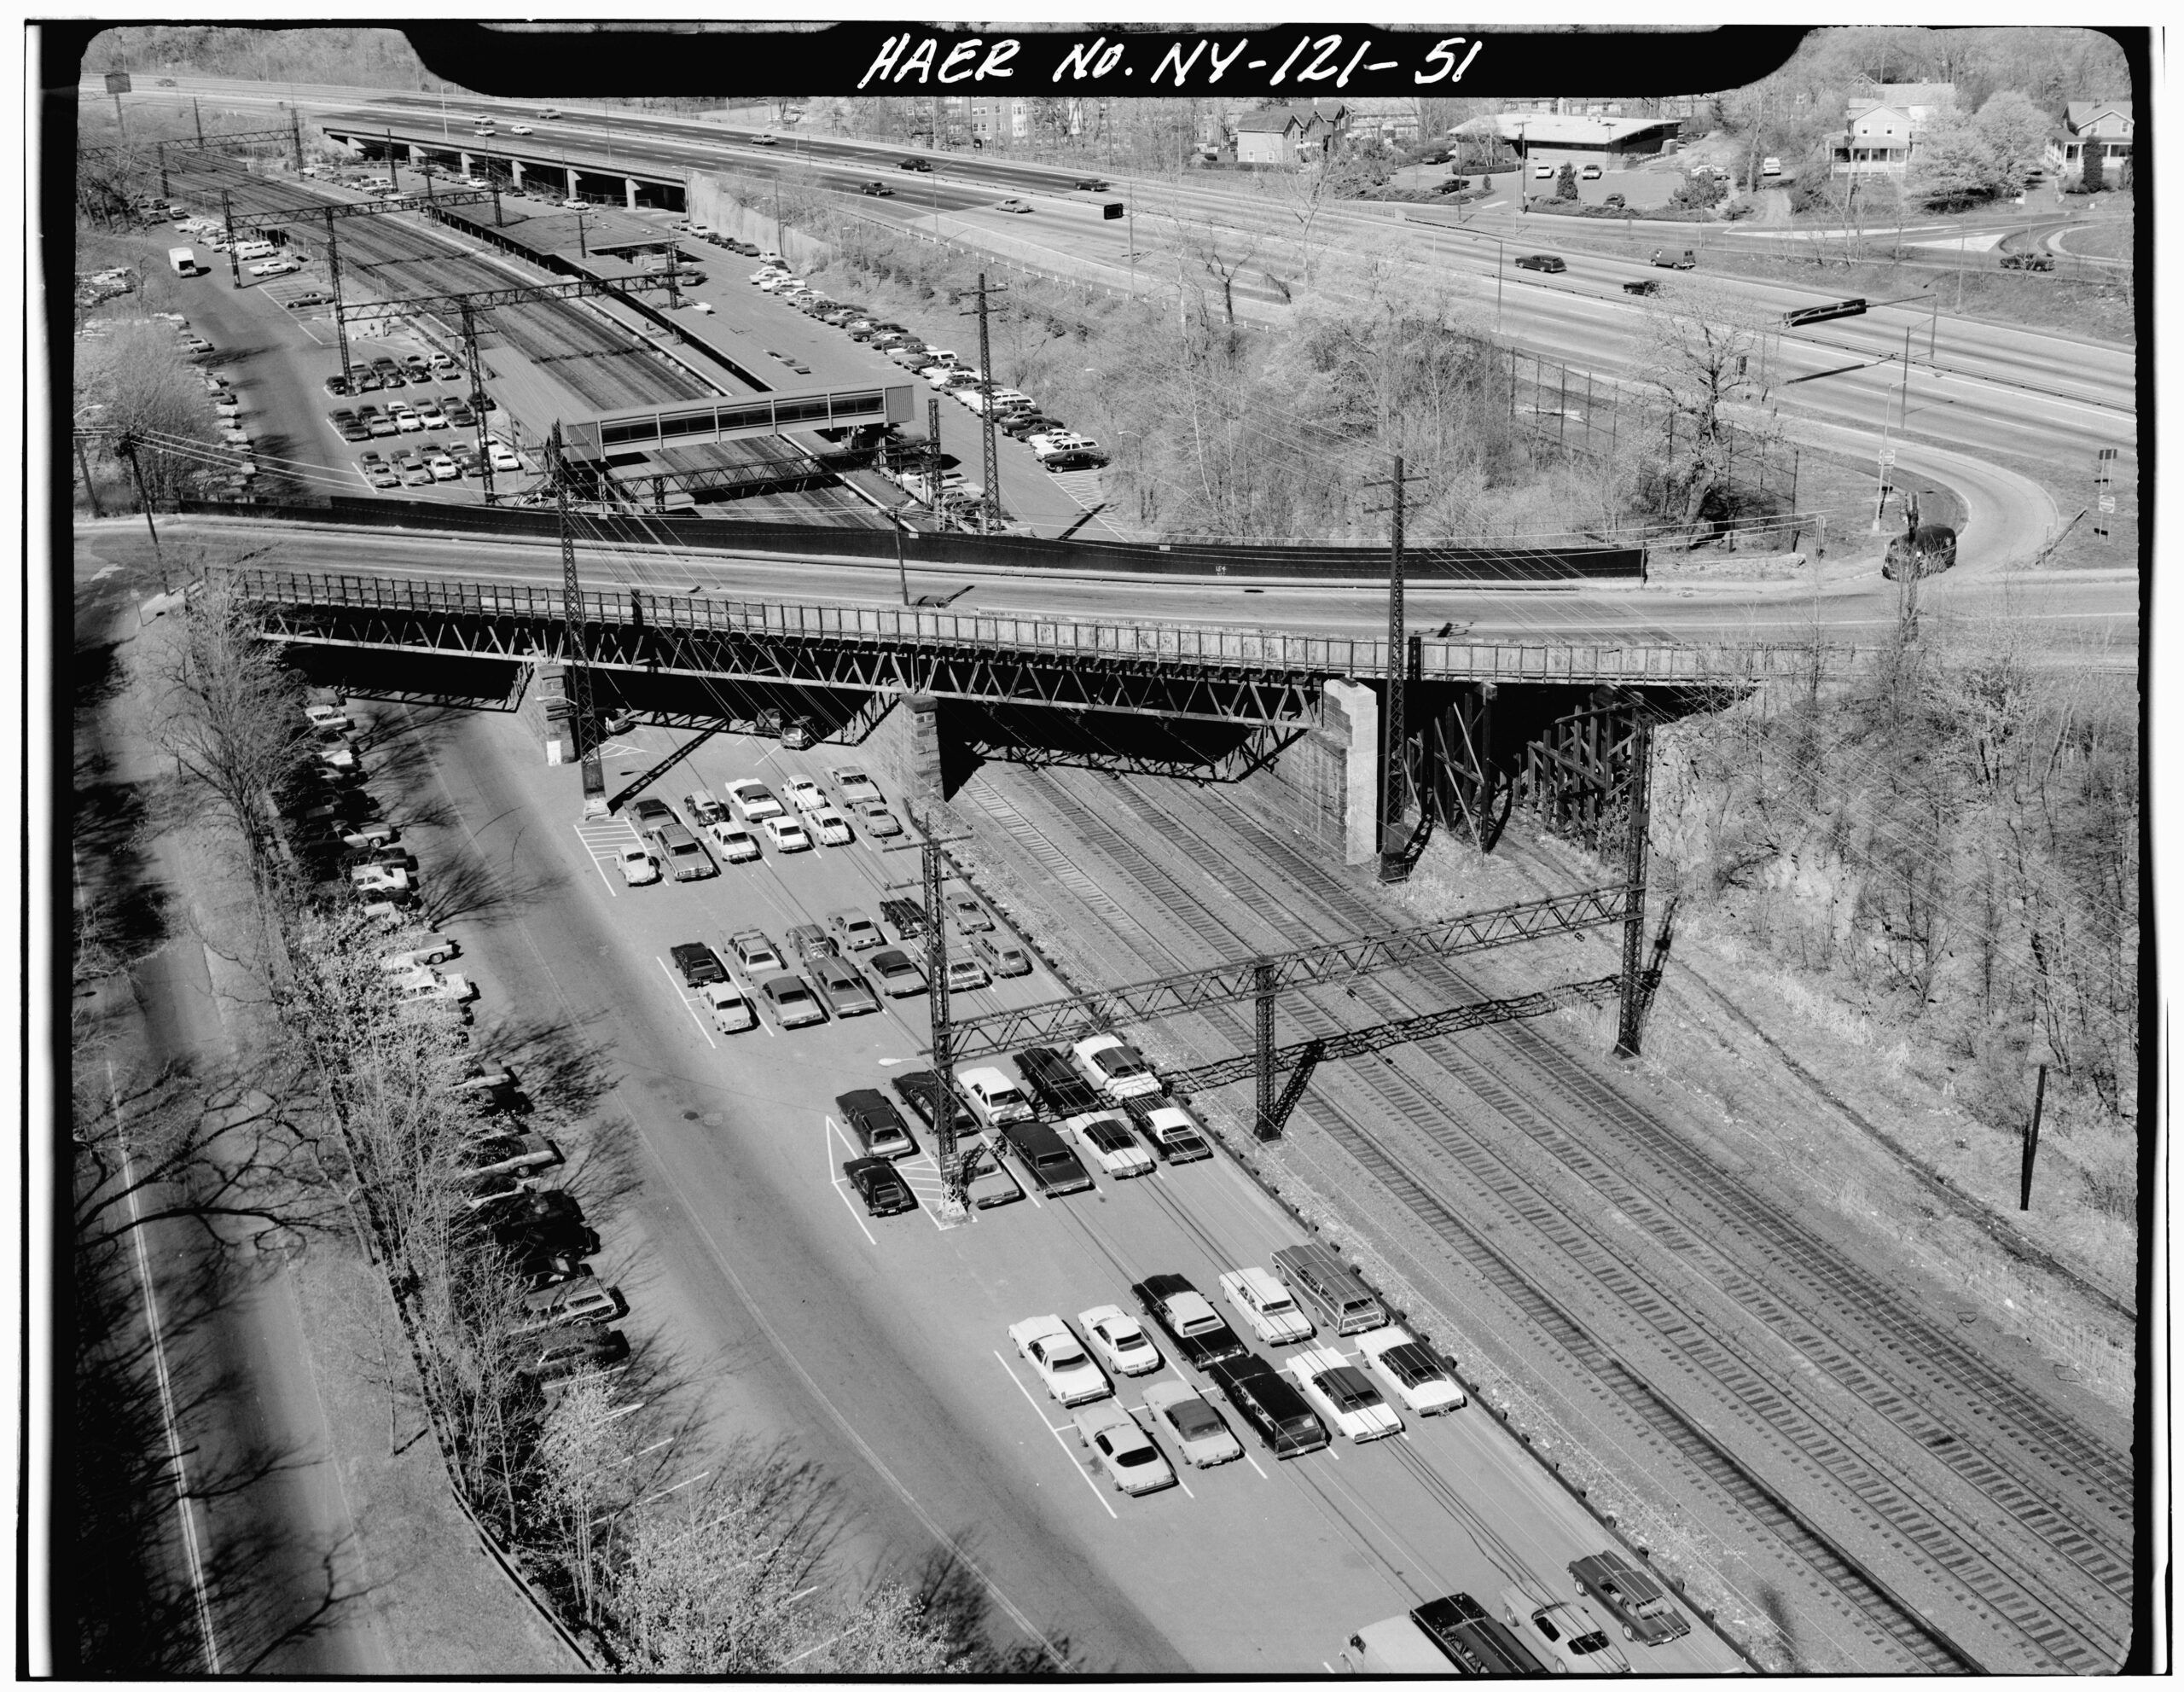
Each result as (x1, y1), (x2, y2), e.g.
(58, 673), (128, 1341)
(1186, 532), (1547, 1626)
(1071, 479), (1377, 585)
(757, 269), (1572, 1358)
(1015, 1044), (1105, 1119)
(1131, 1273), (1249, 1371)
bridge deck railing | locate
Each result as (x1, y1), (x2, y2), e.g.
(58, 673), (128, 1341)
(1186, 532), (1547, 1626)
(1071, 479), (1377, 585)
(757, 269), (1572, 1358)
(221, 564), (1809, 684)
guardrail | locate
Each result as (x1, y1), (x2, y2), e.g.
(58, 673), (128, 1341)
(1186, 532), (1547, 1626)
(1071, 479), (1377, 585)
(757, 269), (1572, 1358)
(217, 562), (1787, 683)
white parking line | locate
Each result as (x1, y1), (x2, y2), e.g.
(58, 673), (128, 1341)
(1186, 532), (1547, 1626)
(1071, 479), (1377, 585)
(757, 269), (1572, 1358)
(1246, 1452), (1269, 1480)
(994, 1352), (1117, 1519)
(655, 956), (718, 1049)
(824, 1117), (879, 1246)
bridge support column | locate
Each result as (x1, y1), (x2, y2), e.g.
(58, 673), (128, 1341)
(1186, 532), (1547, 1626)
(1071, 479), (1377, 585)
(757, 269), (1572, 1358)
(459, 149), (473, 177)
(510, 160), (524, 189)
(566, 166), (581, 201)
(626, 176), (641, 210)
(1326, 679), (1379, 867)
(905, 693), (945, 810)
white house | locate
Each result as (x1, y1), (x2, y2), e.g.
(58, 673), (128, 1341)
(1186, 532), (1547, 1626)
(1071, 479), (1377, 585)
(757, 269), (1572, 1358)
(1830, 82), (1956, 176)
(2046, 100), (2132, 180)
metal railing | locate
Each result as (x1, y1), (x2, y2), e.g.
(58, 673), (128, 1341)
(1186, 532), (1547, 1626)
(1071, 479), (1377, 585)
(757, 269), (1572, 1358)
(220, 564), (1799, 683)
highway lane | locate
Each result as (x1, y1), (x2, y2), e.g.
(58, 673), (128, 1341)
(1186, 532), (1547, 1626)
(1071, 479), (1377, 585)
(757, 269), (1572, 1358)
(96, 520), (2140, 662)
(357, 690), (1749, 1673)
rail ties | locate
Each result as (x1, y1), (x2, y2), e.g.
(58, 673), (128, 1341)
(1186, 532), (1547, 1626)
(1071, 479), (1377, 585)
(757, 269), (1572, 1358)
(1015, 770), (2128, 1670)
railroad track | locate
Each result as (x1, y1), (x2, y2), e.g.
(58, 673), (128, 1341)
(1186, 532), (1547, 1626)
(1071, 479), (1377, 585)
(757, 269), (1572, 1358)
(1153, 788), (2135, 1589)
(1144, 776), (2133, 1665)
(960, 764), (2129, 1672)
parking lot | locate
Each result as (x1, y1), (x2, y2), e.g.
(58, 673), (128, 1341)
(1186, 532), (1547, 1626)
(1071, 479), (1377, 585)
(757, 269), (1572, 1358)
(289, 692), (1747, 1673)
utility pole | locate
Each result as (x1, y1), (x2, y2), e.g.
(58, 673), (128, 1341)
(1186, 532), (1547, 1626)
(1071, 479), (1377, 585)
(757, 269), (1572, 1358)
(886, 505), (915, 604)
(915, 817), (967, 1209)
(221, 188), (241, 288)
(1364, 455), (1419, 881)
(323, 207), (353, 390)
(115, 436), (167, 589)
(926, 395), (944, 514)
(289, 104), (305, 173)
(192, 96), (204, 148)
(460, 299), (492, 504)
(1612, 713), (1654, 1058)
(550, 425), (607, 817)
(156, 141), (169, 201)
(956, 271), (1008, 532)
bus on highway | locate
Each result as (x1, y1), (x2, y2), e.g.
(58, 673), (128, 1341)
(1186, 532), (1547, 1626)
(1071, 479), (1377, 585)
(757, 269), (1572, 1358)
(1342, 1591), (1547, 1675)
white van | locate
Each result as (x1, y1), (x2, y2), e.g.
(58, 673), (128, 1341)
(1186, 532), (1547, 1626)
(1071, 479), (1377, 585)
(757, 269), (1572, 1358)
(235, 239), (276, 261)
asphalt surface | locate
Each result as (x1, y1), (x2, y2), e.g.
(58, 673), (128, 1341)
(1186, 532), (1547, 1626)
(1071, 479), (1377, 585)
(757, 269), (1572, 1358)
(340, 689), (1749, 1673)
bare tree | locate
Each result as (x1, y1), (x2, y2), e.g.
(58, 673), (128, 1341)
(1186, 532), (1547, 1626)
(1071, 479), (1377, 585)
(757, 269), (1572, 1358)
(1625, 281), (1784, 533)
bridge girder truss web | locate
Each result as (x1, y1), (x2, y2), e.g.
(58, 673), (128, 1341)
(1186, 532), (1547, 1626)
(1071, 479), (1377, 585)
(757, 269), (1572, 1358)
(226, 567), (1332, 726)
(942, 884), (1629, 1061)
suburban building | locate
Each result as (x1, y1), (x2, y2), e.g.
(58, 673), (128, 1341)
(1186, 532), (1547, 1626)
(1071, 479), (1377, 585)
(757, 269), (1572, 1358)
(1232, 102), (1349, 166)
(1340, 97), (1421, 148)
(1829, 81), (1957, 177)
(1446, 112), (1683, 174)
(2046, 99), (2133, 180)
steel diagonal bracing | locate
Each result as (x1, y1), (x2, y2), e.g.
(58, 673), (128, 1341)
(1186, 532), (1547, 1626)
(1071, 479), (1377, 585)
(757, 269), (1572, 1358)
(944, 886), (1629, 1060)
(1168, 975), (1626, 1092)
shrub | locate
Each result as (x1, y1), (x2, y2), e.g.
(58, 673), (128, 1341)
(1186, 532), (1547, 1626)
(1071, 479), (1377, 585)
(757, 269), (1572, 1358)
(1555, 162), (1578, 201)
(2081, 146), (2106, 193)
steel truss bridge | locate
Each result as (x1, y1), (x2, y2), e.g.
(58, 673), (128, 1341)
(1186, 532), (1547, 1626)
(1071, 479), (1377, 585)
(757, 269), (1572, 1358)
(222, 565), (1774, 727)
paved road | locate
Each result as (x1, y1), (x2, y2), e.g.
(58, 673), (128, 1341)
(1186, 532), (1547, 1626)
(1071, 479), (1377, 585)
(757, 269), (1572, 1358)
(94, 517), (2140, 663)
(73, 590), (390, 1675)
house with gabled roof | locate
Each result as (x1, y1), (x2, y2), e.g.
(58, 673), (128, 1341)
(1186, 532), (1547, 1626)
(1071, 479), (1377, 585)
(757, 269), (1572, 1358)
(2046, 99), (2132, 180)
(1232, 102), (1348, 166)
(1830, 81), (1956, 176)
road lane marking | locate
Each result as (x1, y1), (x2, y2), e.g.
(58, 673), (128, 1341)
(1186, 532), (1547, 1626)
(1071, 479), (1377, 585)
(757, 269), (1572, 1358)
(994, 1352), (1118, 1520)
(655, 956), (718, 1048)
(108, 1056), (224, 1672)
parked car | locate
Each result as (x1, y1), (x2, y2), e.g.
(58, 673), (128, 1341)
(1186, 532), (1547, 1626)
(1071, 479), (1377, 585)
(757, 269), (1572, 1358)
(944, 956), (989, 992)
(854, 800), (903, 838)
(1135, 1103), (1213, 1164)
(842, 1156), (915, 1217)
(1070, 1112), (1155, 1179)
(756, 970), (827, 1029)
(891, 1069), (973, 1138)
(1358, 1325), (1467, 1415)
(724, 779), (784, 823)
(1142, 1380), (1243, 1468)
(810, 807), (855, 847)
(1205, 1356), (1328, 1458)
(670, 942), (729, 988)
(837, 1088), (916, 1159)
(1130, 1274), (1248, 1370)
(785, 776), (828, 814)
(729, 929), (785, 974)
(1073, 1401), (1176, 1496)
(1500, 1591), (1631, 1674)
(763, 816), (813, 852)
(1009, 1315), (1109, 1405)
(810, 956), (880, 1019)
(1072, 1032), (1161, 1101)
(968, 931), (1033, 977)
(706, 821), (762, 863)
(1287, 1346), (1403, 1442)
(630, 800), (677, 833)
(1222, 1266), (1316, 1345)
(1079, 1305), (1162, 1376)
(787, 922), (838, 965)
(703, 981), (758, 1034)
(461, 1133), (560, 1177)
(867, 947), (926, 997)
(827, 908), (883, 951)
(1568, 1553), (1689, 1644)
